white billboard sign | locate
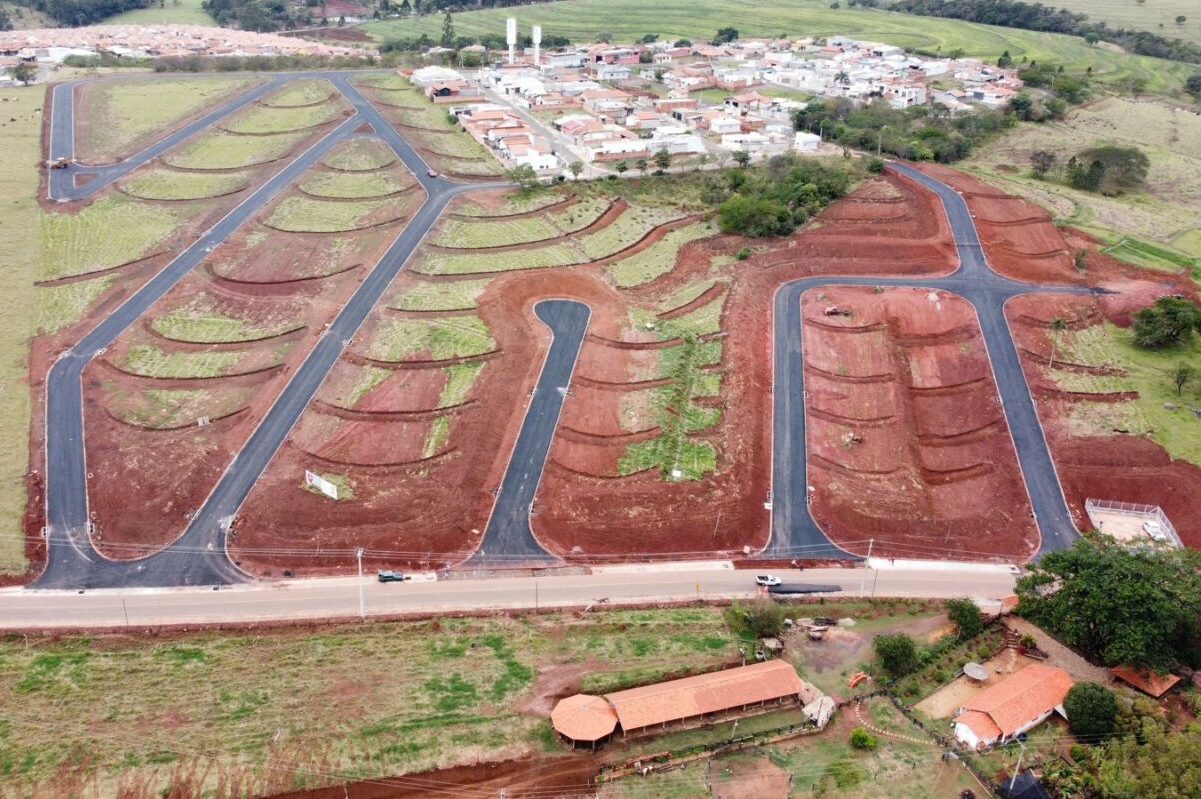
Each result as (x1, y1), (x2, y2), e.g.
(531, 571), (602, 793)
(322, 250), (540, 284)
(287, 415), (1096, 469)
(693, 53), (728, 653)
(305, 470), (339, 500)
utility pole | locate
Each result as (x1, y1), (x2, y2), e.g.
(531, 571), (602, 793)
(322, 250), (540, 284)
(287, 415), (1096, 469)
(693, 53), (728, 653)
(858, 538), (874, 597)
(356, 547), (366, 621)
(534, 579), (539, 613)
(122, 599), (130, 628)
(1009, 736), (1028, 793)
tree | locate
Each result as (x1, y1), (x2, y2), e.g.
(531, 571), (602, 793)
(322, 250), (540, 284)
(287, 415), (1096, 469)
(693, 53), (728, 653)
(653, 147), (672, 171)
(635, 158), (648, 175)
(717, 196), (794, 237)
(398, 0), (410, 14)
(712, 26), (738, 45)
(874, 633), (920, 677)
(638, 50), (653, 64)
(0, 6), (11, 30)
(568, 160), (584, 181)
(850, 727), (878, 750)
(997, 49), (1013, 67)
(440, 11), (455, 48)
(1016, 538), (1201, 670)
(1176, 15), (1187, 25)
(1030, 149), (1057, 178)
(10, 62), (35, 86)
(723, 598), (786, 638)
(1065, 683), (1119, 741)
(1048, 317), (1067, 367)
(946, 598), (985, 640)
(613, 160), (629, 176)
(732, 149), (752, 168)
(506, 163), (540, 191)
(1085, 31), (1100, 45)
(1132, 297), (1201, 348)
(1068, 145), (1149, 195)
(640, 33), (658, 43)
(1173, 362), (1197, 396)
(1188, 74), (1201, 100)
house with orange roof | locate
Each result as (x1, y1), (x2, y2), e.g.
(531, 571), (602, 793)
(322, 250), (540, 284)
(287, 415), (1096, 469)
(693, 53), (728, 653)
(954, 664), (1075, 749)
(1110, 666), (1182, 698)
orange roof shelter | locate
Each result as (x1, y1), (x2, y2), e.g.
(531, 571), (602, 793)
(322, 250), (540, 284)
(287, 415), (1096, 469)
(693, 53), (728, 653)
(954, 664), (1074, 749)
(551, 660), (804, 745)
(1111, 666), (1181, 698)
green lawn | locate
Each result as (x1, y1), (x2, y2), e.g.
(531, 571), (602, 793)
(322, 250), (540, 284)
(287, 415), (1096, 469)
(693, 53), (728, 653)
(608, 220), (716, 288)
(78, 76), (260, 162)
(0, 609), (740, 795)
(364, 316), (495, 362)
(390, 278), (492, 311)
(434, 197), (610, 248)
(260, 79), (337, 108)
(1036, 0), (1201, 46)
(362, 0), (1198, 95)
(222, 100), (344, 135)
(322, 138), (399, 171)
(151, 303), (300, 344)
(300, 169), (411, 199)
(123, 345), (242, 379)
(0, 84), (41, 574)
(100, 0), (216, 26)
(266, 195), (409, 233)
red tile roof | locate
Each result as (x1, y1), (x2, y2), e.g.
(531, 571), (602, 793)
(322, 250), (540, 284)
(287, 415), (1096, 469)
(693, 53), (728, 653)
(1111, 666), (1181, 698)
(960, 664), (1074, 740)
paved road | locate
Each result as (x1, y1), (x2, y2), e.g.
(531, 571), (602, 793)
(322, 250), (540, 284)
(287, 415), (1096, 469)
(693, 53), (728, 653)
(48, 75), (289, 201)
(2, 565), (1018, 629)
(38, 72), (493, 589)
(768, 162), (1087, 558)
(469, 300), (591, 565)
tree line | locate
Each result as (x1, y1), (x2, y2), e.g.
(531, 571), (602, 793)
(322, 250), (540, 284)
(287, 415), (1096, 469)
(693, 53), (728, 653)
(9, 0), (152, 27)
(893, 0), (1201, 67)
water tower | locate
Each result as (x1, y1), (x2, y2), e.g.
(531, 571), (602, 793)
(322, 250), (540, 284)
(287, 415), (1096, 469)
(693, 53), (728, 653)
(506, 17), (517, 65)
(532, 24), (542, 66)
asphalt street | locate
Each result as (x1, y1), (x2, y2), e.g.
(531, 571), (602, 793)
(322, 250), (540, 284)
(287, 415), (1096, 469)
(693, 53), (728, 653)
(767, 162), (1086, 558)
(469, 299), (591, 565)
(2, 565), (1018, 628)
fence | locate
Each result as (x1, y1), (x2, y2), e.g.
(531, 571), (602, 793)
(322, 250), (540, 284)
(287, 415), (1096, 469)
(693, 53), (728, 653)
(1084, 498), (1183, 549)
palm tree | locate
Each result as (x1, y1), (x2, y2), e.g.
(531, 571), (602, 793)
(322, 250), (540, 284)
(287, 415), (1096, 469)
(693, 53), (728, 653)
(835, 70), (850, 86)
(1048, 317), (1067, 368)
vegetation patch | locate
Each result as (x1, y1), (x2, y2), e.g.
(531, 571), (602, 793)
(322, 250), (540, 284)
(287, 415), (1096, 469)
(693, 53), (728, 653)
(300, 170), (411, 199)
(36, 277), (113, 335)
(364, 316), (495, 362)
(391, 279), (491, 312)
(121, 169), (250, 201)
(166, 131), (308, 170)
(434, 197), (610, 248)
(80, 76), (258, 160)
(222, 101), (343, 135)
(151, 301), (299, 344)
(40, 197), (181, 281)
(123, 345), (241, 379)
(453, 191), (564, 217)
(439, 362), (487, 407)
(1055, 321), (1201, 465)
(260, 79), (337, 108)
(608, 221), (715, 288)
(118, 387), (252, 429)
(321, 139), (398, 172)
(266, 195), (406, 233)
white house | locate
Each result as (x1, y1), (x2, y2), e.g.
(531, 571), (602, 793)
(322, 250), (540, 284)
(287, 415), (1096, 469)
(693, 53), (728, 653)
(792, 131), (821, 153)
(709, 116), (742, 135)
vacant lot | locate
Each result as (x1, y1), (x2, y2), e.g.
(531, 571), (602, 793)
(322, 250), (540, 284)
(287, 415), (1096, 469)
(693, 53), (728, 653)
(363, 0), (1197, 95)
(76, 75), (260, 163)
(0, 84), (40, 575)
(965, 96), (1201, 263)
(1044, 0), (1201, 46)
(99, 0), (216, 26)
(0, 608), (740, 796)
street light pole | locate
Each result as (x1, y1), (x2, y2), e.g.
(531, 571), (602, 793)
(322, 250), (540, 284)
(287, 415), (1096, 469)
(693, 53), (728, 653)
(356, 547), (366, 621)
(858, 538), (874, 597)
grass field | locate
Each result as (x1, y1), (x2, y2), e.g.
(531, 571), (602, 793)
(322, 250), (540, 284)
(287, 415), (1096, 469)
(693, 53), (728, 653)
(40, 196), (182, 281)
(124, 345), (241, 379)
(121, 169), (251, 201)
(266, 195), (408, 232)
(0, 85), (41, 574)
(300, 170), (411, 199)
(362, 0), (1198, 96)
(1038, 0), (1201, 46)
(222, 100), (344, 135)
(0, 609), (742, 794)
(1054, 323), (1201, 466)
(166, 131), (308, 170)
(80, 77), (258, 161)
(322, 138), (399, 171)
(100, 0), (215, 26)
(964, 96), (1201, 261)
(119, 387), (252, 429)
(391, 278), (492, 311)
(151, 304), (300, 344)
(365, 316), (495, 362)
(434, 197), (610, 248)
(260, 79), (337, 108)
(608, 221), (716, 288)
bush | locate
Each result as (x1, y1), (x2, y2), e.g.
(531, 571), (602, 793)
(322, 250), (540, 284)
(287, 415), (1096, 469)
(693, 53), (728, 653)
(735, 247), (752, 261)
(874, 633), (920, 677)
(867, 157), (886, 174)
(1065, 683), (1119, 741)
(723, 599), (786, 639)
(946, 598), (985, 640)
(718, 195), (795, 237)
(850, 727), (878, 750)
(1132, 297), (1201, 349)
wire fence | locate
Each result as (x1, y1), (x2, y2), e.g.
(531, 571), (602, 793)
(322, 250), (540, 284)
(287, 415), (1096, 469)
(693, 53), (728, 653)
(1084, 498), (1182, 549)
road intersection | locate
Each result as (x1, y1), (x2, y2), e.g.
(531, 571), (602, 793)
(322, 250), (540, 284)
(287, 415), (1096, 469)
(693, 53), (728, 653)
(36, 73), (1083, 596)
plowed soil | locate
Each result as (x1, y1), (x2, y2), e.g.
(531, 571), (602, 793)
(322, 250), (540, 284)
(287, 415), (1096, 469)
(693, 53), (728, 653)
(803, 287), (1038, 561)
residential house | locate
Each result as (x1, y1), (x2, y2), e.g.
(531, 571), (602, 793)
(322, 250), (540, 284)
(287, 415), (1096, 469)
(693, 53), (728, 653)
(953, 664), (1075, 749)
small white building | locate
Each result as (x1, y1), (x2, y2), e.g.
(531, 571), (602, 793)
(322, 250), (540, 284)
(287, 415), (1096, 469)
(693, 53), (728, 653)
(708, 116), (742, 135)
(792, 131), (821, 153)
(410, 65), (464, 87)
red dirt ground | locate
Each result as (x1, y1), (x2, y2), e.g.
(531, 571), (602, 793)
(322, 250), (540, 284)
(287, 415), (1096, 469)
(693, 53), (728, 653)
(77, 139), (424, 559)
(1006, 290), (1201, 549)
(802, 286), (1038, 561)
